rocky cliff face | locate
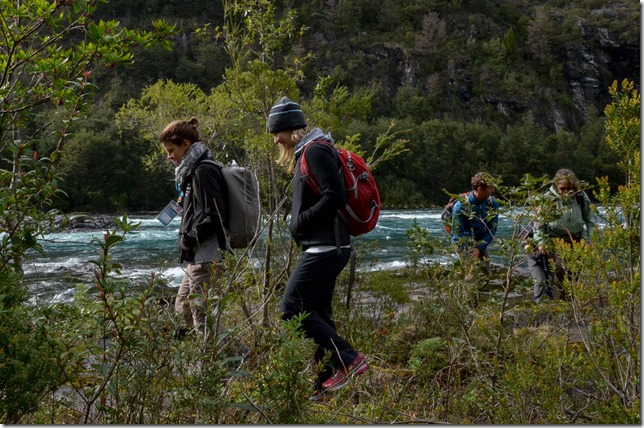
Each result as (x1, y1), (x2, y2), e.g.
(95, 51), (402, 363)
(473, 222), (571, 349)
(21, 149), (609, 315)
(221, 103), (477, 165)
(560, 7), (638, 130)
(299, 2), (639, 133)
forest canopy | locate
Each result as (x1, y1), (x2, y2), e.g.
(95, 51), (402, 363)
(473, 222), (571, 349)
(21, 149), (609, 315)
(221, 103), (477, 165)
(3, 0), (639, 213)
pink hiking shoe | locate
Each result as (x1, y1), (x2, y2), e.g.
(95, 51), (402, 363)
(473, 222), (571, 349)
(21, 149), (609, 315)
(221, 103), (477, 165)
(321, 353), (368, 391)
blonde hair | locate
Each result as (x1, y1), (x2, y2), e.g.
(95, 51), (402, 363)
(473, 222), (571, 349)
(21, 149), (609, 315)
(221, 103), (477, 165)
(277, 127), (309, 172)
(553, 168), (580, 192)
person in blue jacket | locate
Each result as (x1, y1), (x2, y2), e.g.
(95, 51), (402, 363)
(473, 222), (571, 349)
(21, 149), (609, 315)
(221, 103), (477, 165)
(451, 172), (499, 268)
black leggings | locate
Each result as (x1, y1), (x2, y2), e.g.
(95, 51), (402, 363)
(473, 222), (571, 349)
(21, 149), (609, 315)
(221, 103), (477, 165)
(280, 247), (357, 372)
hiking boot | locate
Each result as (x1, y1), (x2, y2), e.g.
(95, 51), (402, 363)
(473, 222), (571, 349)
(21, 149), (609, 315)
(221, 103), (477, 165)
(321, 353), (368, 392)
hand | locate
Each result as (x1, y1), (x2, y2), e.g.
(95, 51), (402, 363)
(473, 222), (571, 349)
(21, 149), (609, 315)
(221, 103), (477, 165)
(471, 247), (482, 259)
(538, 245), (547, 255)
(180, 234), (197, 251)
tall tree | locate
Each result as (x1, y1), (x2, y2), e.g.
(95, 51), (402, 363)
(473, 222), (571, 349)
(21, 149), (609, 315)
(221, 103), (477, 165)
(0, 0), (174, 421)
(0, 0), (174, 273)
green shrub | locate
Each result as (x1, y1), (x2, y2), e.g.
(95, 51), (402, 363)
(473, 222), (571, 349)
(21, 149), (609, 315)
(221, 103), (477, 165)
(0, 269), (63, 423)
(247, 315), (317, 424)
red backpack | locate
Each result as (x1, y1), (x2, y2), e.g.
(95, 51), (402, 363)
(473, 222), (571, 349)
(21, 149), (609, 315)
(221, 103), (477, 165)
(300, 140), (381, 236)
(441, 192), (470, 234)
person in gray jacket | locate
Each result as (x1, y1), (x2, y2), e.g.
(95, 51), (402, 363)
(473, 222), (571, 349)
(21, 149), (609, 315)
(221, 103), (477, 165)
(160, 117), (229, 338)
(528, 168), (596, 302)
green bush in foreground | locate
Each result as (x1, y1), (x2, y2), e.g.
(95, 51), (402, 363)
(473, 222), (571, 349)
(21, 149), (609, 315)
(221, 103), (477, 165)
(0, 269), (63, 423)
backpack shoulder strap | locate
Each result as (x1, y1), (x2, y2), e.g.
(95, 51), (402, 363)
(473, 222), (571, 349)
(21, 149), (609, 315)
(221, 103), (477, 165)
(300, 140), (339, 192)
(461, 191), (472, 205)
(199, 158), (224, 169)
(300, 140), (337, 164)
(575, 192), (585, 209)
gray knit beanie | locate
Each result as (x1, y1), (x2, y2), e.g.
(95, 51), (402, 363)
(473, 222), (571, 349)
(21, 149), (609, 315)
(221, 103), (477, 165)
(267, 96), (307, 133)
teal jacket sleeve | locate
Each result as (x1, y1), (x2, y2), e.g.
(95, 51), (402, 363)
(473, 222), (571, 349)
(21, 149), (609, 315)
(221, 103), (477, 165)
(450, 200), (466, 246)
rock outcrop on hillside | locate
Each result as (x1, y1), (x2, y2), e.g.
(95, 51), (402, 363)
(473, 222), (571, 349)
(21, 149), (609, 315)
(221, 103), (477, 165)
(298, 2), (638, 133)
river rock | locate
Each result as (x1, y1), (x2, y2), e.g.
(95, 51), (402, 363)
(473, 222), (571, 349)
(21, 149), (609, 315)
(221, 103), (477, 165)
(59, 214), (117, 231)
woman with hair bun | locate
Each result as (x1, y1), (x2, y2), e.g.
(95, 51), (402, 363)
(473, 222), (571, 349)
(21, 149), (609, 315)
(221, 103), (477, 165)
(160, 117), (232, 341)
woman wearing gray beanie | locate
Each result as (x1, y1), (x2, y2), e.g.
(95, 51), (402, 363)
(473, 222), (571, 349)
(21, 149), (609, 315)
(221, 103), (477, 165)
(268, 96), (368, 397)
(266, 96), (307, 134)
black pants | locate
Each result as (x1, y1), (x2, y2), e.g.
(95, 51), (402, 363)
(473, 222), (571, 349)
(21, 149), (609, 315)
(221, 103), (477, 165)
(280, 247), (357, 382)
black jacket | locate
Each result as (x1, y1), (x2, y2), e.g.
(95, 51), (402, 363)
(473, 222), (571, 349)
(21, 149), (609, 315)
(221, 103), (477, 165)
(290, 141), (350, 248)
(179, 151), (228, 263)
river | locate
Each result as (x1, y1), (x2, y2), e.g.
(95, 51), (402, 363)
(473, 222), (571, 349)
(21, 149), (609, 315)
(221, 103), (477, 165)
(23, 209), (517, 305)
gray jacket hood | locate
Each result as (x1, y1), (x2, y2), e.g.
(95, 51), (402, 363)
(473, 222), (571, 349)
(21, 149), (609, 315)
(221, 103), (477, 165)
(294, 128), (334, 157)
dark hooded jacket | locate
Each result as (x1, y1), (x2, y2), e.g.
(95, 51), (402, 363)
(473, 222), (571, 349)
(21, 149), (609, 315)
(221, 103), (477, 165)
(178, 151), (228, 264)
(290, 128), (350, 248)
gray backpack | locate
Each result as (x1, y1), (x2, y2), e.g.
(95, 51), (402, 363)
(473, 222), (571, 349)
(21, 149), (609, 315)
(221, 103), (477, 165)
(202, 159), (261, 249)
